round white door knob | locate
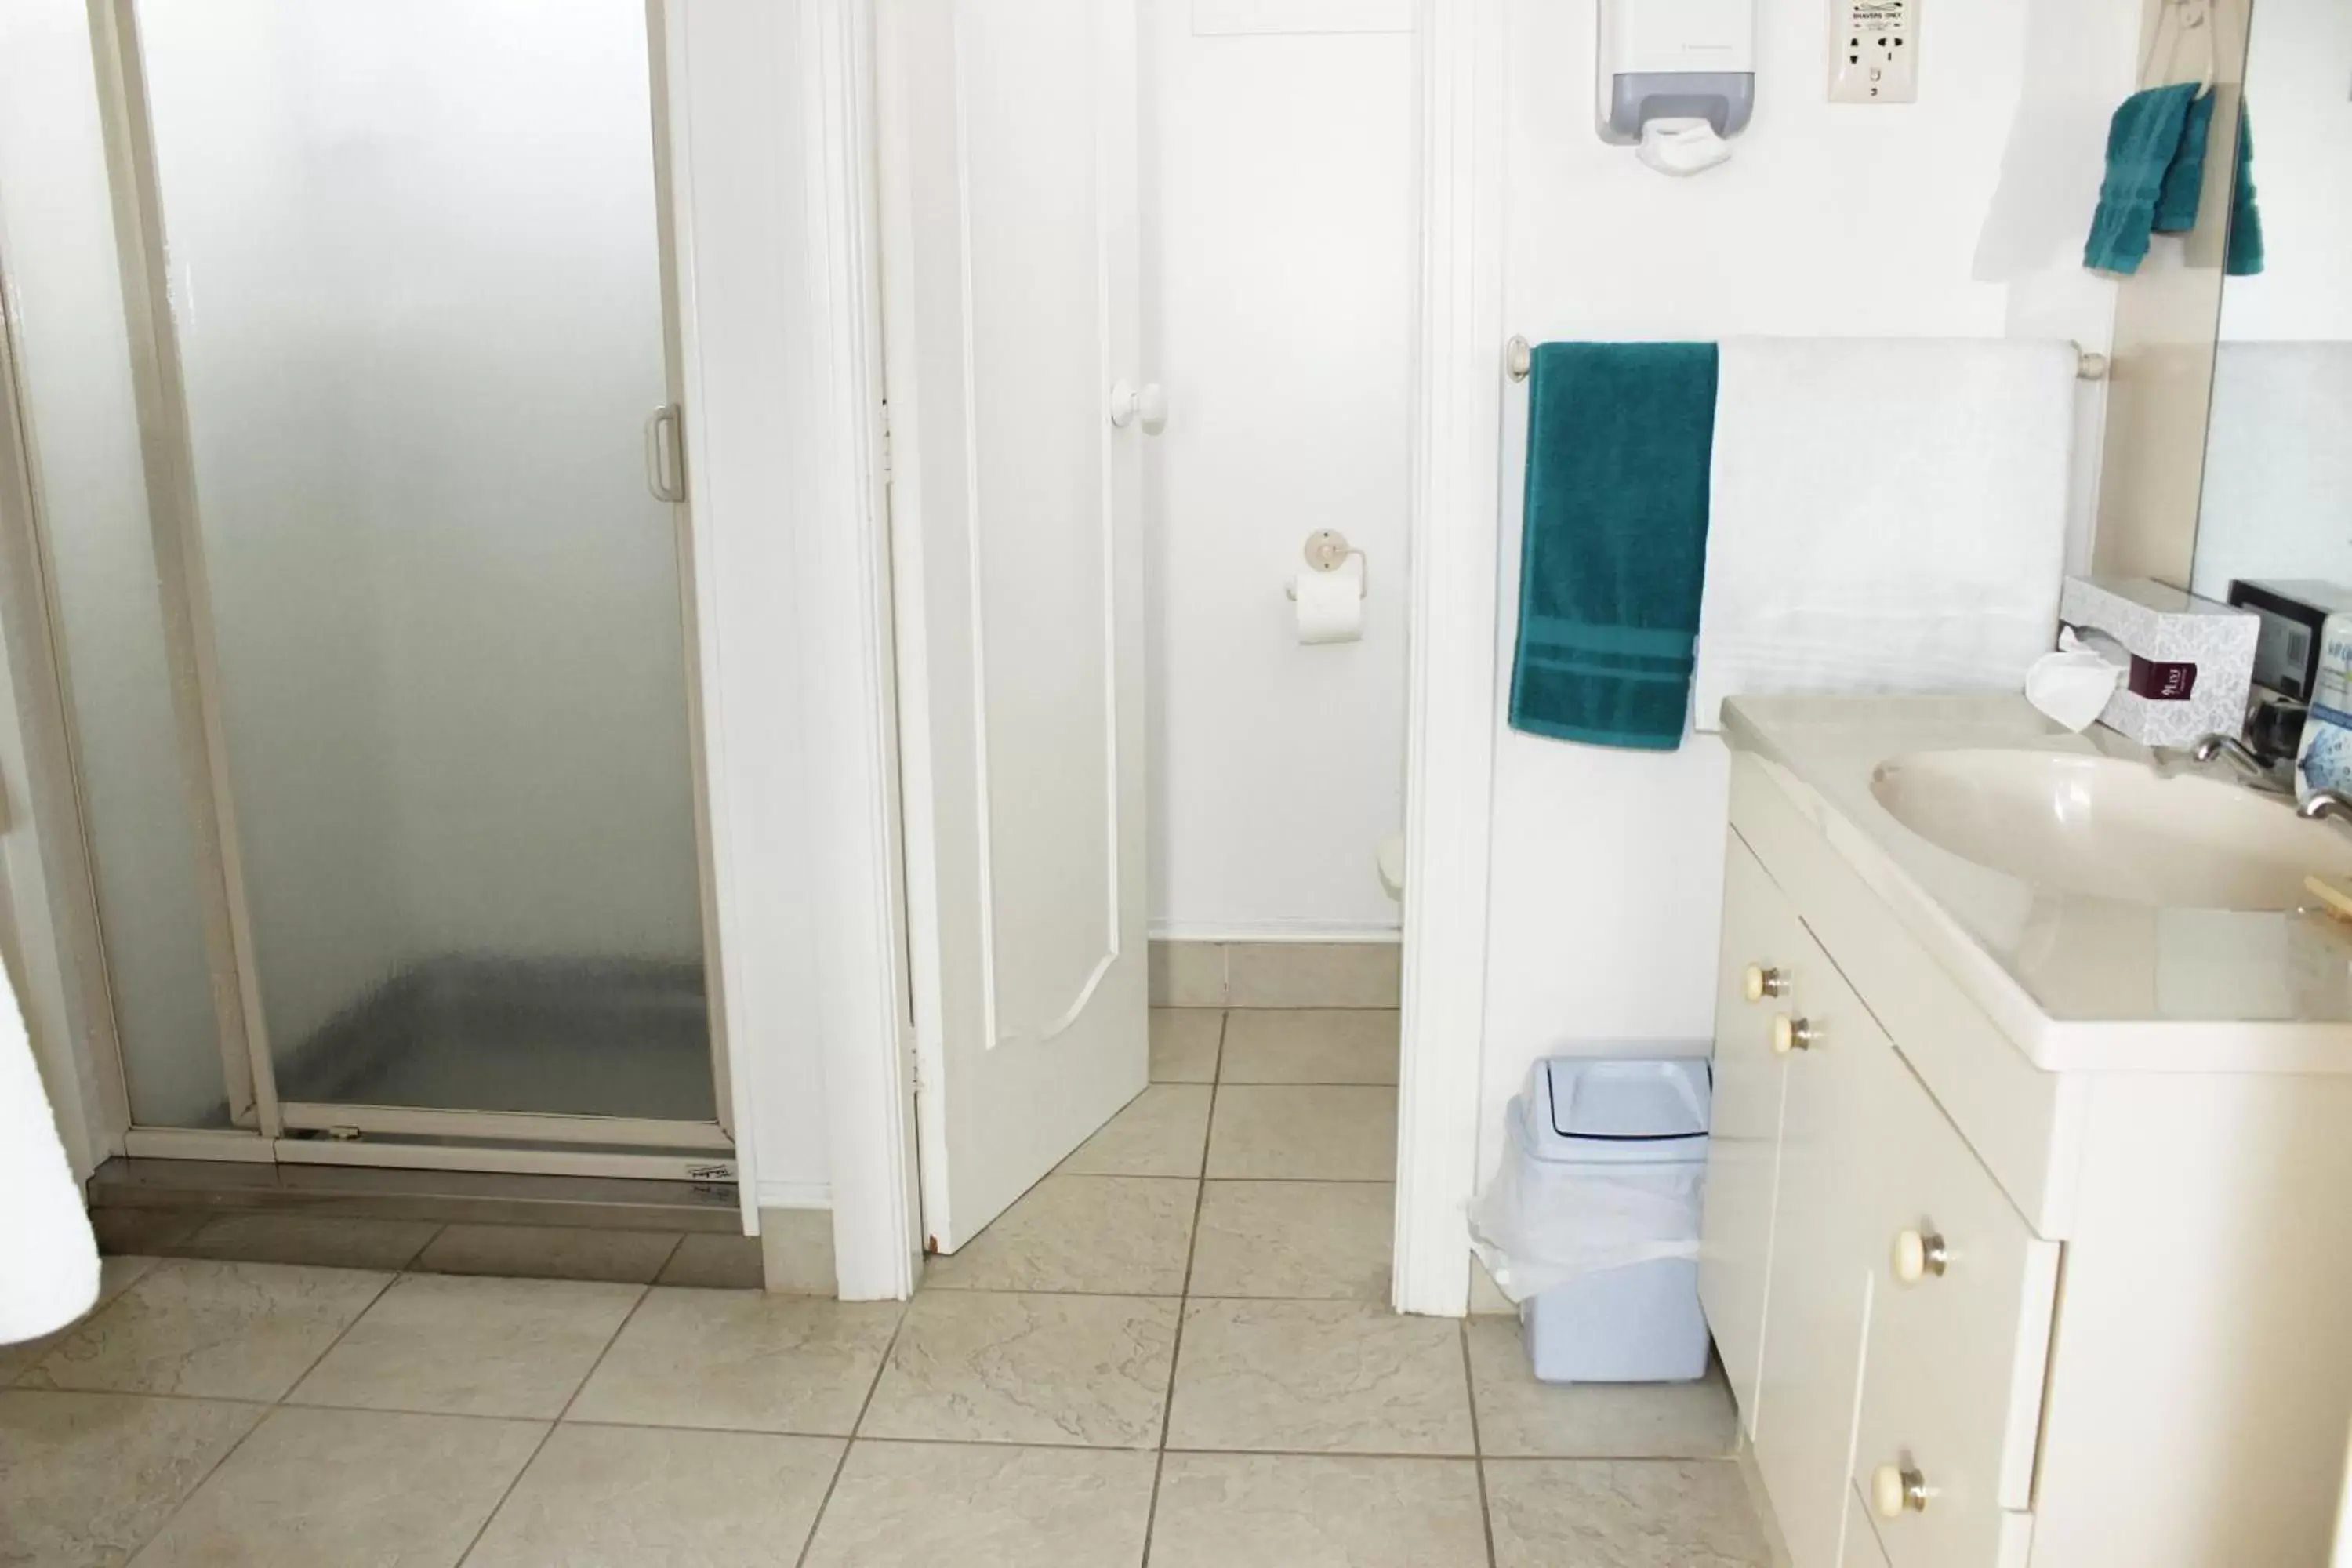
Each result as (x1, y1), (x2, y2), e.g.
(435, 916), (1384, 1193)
(1108, 379), (1168, 434)
(1892, 1228), (1948, 1284)
(1871, 1463), (1929, 1518)
(1771, 1015), (1815, 1054)
(1743, 964), (1787, 1003)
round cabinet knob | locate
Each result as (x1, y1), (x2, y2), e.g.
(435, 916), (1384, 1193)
(1871, 1463), (1930, 1519)
(1770, 1015), (1816, 1054)
(1742, 964), (1788, 1003)
(1107, 379), (1169, 434)
(1892, 1228), (1949, 1284)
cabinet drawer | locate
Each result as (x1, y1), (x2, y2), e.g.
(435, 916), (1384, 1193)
(1850, 1038), (2058, 1510)
(1849, 1041), (2054, 1568)
(1852, 1321), (2036, 1568)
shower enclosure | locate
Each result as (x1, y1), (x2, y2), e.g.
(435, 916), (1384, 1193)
(32, 0), (730, 1178)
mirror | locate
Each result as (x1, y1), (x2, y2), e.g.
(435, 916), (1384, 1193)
(2187, 0), (2352, 618)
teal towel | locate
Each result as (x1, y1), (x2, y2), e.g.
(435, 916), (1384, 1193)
(2153, 86), (2216, 233)
(2228, 100), (2264, 276)
(1509, 342), (1719, 751)
(2085, 84), (2199, 273)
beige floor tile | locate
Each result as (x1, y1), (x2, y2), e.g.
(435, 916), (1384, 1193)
(0, 1258), (156, 1385)
(173, 1213), (441, 1271)
(924, 1175), (1197, 1295)
(1148, 1453), (1489, 1568)
(288, 1273), (641, 1419)
(1149, 942), (1226, 1007)
(758, 1208), (837, 1295)
(22, 1259), (390, 1402)
(466, 1424), (844, 1568)
(129, 1405), (544, 1568)
(1149, 1008), (1223, 1083)
(568, 1289), (901, 1435)
(1188, 1181), (1393, 1301)
(1219, 1010), (1400, 1084)
(800, 1441), (1156, 1568)
(657, 1234), (767, 1290)
(1485, 1458), (1772, 1567)
(0, 1389), (263, 1567)
(413, 1223), (681, 1283)
(1225, 942), (1399, 1009)
(1206, 1086), (1398, 1181)
(860, 1291), (1177, 1449)
(1466, 1319), (1737, 1457)
(1166, 1300), (1473, 1455)
(1059, 1084), (1212, 1178)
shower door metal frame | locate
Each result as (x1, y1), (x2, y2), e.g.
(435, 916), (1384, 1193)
(80, 0), (737, 1181)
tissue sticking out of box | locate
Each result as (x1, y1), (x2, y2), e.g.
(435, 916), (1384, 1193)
(2027, 628), (2127, 732)
(2055, 577), (2260, 748)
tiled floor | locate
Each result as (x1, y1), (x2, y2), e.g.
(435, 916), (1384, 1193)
(0, 1007), (1769, 1567)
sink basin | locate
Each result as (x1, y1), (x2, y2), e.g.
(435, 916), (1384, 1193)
(1869, 749), (2352, 910)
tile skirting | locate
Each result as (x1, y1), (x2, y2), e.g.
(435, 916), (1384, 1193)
(1147, 940), (1401, 1009)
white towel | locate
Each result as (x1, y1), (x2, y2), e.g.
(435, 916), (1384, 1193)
(0, 964), (98, 1345)
(1693, 338), (2076, 730)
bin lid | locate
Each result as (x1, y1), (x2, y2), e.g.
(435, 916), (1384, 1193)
(1523, 1058), (1710, 1163)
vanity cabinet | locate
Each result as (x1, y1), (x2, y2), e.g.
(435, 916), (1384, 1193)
(1701, 742), (2352, 1568)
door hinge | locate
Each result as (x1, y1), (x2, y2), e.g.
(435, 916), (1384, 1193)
(878, 400), (894, 488)
(903, 1023), (925, 1093)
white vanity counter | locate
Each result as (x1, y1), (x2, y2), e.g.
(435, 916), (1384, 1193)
(1704, 695), (2352, 1568)
(1721, 693), (2352, 1070)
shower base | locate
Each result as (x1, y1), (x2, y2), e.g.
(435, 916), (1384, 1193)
(270, 955), (717, 1125)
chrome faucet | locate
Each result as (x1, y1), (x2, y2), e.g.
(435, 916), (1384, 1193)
(2189, 732), (2298, 796)
(2298, 789), (2352, 823)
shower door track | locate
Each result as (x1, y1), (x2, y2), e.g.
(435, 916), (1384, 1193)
(63, 0), (738, 1184)
(121, 1125), (736, 1185)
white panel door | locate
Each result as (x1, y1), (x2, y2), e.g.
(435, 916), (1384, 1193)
(880, 0), (1150, 1251)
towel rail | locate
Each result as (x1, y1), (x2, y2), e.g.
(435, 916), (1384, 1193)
(1503, 334), (2108, 383)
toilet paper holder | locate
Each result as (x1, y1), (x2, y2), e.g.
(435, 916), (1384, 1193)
(1286, 529), (1367, 601)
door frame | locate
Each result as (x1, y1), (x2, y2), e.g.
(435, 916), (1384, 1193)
(1391, 0), (1508, 1317)
(811, 0), (1505, 1309)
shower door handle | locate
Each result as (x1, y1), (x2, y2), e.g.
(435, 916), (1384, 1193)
(645, 405), (688, 503)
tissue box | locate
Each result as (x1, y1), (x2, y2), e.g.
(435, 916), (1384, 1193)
(2059, 576), (2259, 748)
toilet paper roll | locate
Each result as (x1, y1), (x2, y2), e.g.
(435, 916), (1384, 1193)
(1293, 568), (1363, 645)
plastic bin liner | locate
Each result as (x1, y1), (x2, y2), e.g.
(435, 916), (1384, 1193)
(1468, 1095), (1704, 1305)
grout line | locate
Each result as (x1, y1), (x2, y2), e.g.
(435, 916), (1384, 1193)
(451, 1279), (655, 1566)
(107, 1261), (401, 1561)
(1138, 1447), (1171, 1567)
(794, 1301), (913, 1568)
(1461, 1320), (1502, 1568)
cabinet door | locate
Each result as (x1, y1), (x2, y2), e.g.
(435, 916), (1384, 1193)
(1753, 923), (1886, 1568)
(1846, 1484), (1894, 1568)
(1700, 831), (1803, 1434)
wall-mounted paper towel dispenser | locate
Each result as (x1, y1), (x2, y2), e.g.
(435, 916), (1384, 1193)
(1597, 0), (1756, 174)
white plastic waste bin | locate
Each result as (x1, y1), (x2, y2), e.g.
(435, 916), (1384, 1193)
(1474, 1056), (1711, 1385)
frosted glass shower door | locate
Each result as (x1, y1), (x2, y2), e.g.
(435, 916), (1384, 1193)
(135, 0), (716, 1126)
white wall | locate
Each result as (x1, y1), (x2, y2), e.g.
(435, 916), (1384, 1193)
(1140, 0), (1413, 941)
(2216, 0), (2352, 343)
(1478, 0), (2140, 1179)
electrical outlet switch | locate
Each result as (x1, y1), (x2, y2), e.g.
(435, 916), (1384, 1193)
(1831, 0), (1917, 104)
